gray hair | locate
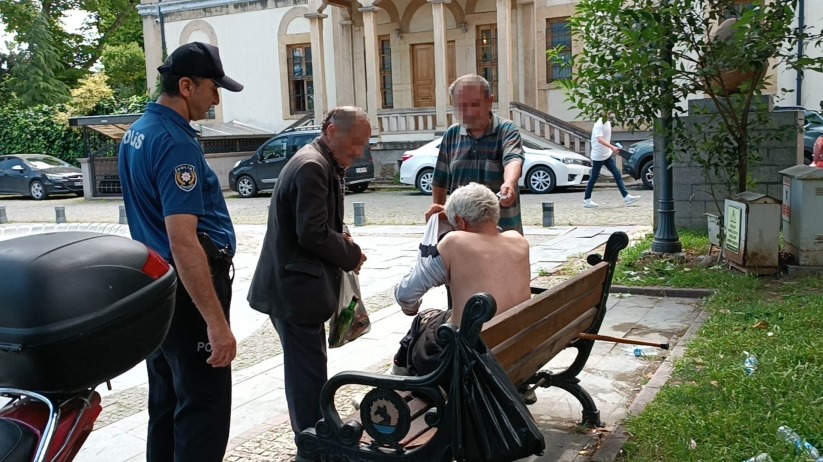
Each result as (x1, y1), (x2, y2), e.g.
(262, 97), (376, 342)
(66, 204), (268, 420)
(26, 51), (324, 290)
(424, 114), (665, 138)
(322, 106), (369, 134)
(449, 74), (492, 100)
(445, 182), (500, 228)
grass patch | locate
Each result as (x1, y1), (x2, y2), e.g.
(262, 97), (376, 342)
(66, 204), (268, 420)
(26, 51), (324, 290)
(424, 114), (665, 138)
(616, 230), (823, 461)
(615, 230), (746, 289)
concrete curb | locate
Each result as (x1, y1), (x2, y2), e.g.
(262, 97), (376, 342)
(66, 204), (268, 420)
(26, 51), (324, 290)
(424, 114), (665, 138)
(610, 285), (714, 299)
(591, 308), (712, 461)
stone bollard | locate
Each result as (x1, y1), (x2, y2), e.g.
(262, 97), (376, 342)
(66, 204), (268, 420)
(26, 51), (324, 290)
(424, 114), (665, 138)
(119, 205), (128, 225)
(55, 206), (67, 224)
(0, 206), (6, 224)
(353, 202), (366, 226)
(542, 202), (555, 227)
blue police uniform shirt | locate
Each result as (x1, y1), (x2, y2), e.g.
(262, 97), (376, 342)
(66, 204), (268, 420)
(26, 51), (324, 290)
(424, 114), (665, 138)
(118, 102), (236, 262)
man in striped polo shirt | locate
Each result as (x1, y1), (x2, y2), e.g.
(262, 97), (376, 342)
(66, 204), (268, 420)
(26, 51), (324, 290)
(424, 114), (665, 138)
(426, 74), (525, 234)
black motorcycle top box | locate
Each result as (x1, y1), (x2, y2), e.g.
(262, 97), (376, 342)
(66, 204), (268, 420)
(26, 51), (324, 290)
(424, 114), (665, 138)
(0, 232), (177, 393)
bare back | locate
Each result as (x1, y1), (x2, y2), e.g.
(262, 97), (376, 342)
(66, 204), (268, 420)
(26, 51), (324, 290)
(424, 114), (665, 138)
(437, 230), (531, 326)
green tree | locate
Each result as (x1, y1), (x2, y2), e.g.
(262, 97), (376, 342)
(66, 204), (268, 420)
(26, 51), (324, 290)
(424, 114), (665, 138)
(0, 103), (85, 163)
(0, 48), (20, 99)
(101, 42), (146, 97)
(0, 0), (142, 89)
(67, 72), (114, 115)
(7, 9), (71, 106)
(550, 0), (823, 201)
(77, 0), (143, 72)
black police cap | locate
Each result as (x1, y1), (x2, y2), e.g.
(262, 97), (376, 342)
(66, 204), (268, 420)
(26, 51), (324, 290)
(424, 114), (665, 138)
(158, 42), (243, 92)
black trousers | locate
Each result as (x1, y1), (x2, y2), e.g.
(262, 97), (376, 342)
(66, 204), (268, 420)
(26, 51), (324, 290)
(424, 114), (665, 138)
(272, 318), (328, 437)
(146, 270), (233, 462)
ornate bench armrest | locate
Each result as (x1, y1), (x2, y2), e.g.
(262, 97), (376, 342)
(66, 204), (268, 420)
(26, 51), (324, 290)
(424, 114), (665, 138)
(310, 329), (460, 447)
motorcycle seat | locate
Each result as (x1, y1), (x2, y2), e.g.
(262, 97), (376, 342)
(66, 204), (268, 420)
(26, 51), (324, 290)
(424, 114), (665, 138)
(0, 418), (37, 462)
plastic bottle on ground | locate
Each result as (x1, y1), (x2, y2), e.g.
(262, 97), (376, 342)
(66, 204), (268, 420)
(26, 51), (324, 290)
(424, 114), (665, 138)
(742, 453), (771, 462)
(743, 351), (758, 375)
(626, 346), (658, 357)
(777, 425), (820, 459)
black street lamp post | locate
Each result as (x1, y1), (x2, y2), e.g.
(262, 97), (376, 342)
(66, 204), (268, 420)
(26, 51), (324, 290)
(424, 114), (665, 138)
(651, 0), (683, 254)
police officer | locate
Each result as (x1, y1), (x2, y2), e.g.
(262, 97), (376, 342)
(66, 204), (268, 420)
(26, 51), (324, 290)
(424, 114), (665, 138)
(118, 42), (243, 462)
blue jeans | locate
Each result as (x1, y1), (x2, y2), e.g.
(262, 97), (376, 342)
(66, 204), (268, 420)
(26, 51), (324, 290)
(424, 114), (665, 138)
(584, 156), (629, 200)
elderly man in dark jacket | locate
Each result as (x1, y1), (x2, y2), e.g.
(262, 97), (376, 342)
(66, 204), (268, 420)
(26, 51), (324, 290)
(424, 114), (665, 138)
(247, 106), (369, 442)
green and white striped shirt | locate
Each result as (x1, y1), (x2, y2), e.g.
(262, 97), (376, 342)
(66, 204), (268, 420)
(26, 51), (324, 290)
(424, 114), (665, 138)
(432, 113), (525, 234)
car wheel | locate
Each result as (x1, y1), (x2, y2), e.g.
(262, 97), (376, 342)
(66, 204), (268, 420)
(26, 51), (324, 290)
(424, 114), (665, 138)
(416, 168), (434, 195)
(804, 151), (813, 165)
(526, 166), (556, 194)
(348, 183), (369, 193)
(236, 175), (258, 198)
(30, 180), (48, 200)
(640, 160), (654, 190)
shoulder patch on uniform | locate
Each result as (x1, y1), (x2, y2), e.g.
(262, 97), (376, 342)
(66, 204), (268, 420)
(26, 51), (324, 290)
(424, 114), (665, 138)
(174, 164), (198, 192)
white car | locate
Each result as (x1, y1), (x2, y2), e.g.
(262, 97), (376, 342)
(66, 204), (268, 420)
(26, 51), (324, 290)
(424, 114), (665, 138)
(399, 138), (592, 194)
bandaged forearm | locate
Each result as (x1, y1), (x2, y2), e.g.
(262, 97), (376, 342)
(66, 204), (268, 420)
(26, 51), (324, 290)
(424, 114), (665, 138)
(394, 254), (448, 315)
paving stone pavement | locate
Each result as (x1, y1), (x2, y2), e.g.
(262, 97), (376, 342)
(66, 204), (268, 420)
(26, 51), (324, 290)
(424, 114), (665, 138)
(0, 182), (652, 228)
(1, 214), (701, 462)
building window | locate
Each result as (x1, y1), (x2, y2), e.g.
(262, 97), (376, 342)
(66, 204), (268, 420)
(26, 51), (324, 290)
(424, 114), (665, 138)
(475, 25), (498, 97)
(546, 18), (572, 82)
(379, 36), (393, 109)
(287, 44), (314, 114)
(724, 1), (755, 18)
(205, 105), (216, 120)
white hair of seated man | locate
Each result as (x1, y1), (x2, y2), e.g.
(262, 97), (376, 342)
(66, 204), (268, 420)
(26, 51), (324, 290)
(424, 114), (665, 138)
(445, 182), (500, 228)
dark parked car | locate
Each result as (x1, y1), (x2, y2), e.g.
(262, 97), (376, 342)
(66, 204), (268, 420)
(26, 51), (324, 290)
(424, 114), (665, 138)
(620, 139), (655, 190)
(774, 106), (823, 130)
(804, 127), (823, 162)
(228, 126), (376, 198)
(0, 154), (84, 200)
(623, 124), (821, 190)
(776, 105), (822, 163)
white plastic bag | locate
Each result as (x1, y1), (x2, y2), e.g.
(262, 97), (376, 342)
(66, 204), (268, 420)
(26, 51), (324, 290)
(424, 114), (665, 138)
(419, 215), (454, 257)
(328, 271), (370, 348)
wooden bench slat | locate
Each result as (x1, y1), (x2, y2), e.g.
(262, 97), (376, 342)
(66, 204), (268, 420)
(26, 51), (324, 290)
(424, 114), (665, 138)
(481, 263), (609, 349)
(490, 289), (603, 371)
(503, 308), (598, 386)
(405, 427), (437, 449)
(398, 414), (435, 446)
(406, 396), (433, 418)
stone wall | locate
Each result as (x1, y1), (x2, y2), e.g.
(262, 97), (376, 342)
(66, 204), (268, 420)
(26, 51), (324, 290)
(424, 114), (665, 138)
(371, 140), (431, 180)
(670, 99), (803, 231)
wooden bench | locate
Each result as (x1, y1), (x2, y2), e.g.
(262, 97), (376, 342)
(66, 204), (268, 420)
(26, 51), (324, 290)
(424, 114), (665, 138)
(296, 231), (630, 461)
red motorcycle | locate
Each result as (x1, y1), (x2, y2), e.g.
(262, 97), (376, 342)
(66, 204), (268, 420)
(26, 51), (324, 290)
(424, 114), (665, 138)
(0, 232), (177, 462)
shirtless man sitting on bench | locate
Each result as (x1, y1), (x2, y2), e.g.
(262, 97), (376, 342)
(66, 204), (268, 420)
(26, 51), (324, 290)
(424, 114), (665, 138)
(392, 182), (531, 376)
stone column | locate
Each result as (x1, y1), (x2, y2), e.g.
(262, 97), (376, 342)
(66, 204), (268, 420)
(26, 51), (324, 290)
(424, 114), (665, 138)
(306, 11), (329, 123)
(352, 25), (368, 110)
(334, 8), (355, 106)
(360, 5), (381, 135)
(430, 0), (450, 132)
(518, 0), (537, 107)
(496, 0), (513, 118)
(142, 13), (164, 94)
